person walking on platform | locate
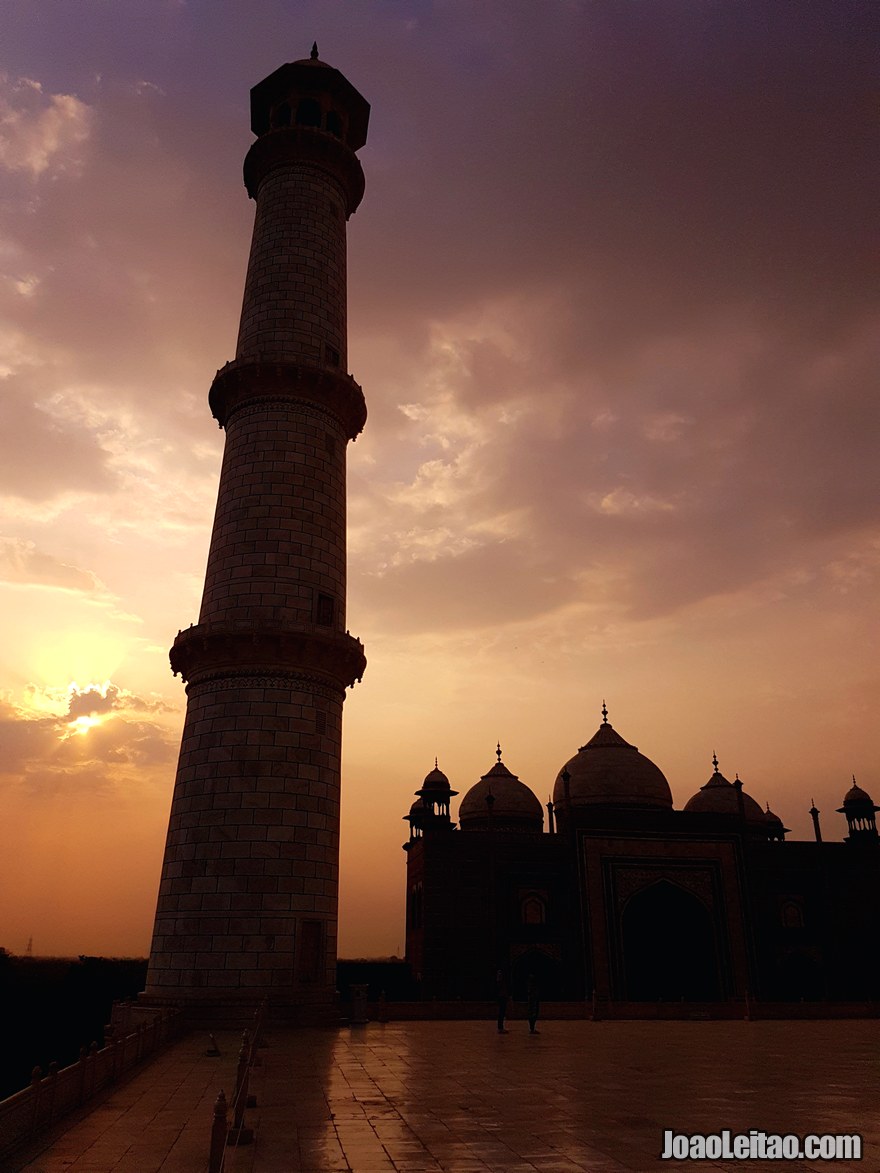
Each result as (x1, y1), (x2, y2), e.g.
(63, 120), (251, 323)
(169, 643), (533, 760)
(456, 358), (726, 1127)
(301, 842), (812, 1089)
(527, 974), (540, 1034)
(496, 969), (509, 1032)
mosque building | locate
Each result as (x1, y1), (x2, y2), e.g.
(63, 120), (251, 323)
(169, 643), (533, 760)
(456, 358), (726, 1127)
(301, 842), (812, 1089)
(402, 706), (880, 1005)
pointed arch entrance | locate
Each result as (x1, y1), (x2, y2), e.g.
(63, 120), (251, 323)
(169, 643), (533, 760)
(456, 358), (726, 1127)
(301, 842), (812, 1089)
(621, 879), (721, 1000)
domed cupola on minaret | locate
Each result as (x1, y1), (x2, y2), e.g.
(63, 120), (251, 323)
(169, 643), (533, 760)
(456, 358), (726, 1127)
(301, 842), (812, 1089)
(763, 803), (790, 842)
(251, 43), (370, 148)
(458, 745), (544, 832)
(683, 756), (766, 827)
(837, 777), (879, 844)
(403, 761), (458, 847)
(552, 703), (672, 815)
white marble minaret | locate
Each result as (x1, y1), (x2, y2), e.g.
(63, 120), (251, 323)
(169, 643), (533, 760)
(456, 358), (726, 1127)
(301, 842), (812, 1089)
(144, 47), (368, 1019)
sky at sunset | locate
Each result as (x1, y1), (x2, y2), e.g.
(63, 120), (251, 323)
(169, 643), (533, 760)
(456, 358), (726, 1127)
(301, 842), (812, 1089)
(0, 1), (876, 959)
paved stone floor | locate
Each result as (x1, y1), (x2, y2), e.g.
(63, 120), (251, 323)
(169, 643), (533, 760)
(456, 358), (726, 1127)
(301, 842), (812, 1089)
(14, 1019), (879, 1171)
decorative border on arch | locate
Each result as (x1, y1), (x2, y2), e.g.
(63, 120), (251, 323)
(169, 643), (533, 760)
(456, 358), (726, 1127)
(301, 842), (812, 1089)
(601, 856), (733, 1000)
(613, 864), (716, 912)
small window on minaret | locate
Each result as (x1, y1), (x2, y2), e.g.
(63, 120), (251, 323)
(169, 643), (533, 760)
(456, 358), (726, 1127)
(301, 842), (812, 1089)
(325, 343), (340, 367)
(295, 98), (321, 128)
(271, 101), (291, 128)
(316, 593), (335, 626)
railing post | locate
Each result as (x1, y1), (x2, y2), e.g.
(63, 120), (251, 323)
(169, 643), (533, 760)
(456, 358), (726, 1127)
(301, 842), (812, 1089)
(88, 1041), (99, 1098)
(46, 1061), (59, 1126)
(244, 1029), (257, 1109)
(208, 1090), (228, 1173)
(77, 1045), (88, 1106)
(109, 1033), (119, 1083)
(227, 1035), (254, 1146)
(250, 1002), (265, 1067)
(30, 1066), (42, 1134)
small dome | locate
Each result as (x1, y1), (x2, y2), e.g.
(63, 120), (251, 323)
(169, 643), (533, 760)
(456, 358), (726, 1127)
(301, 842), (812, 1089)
(417, 760), (458, 799)
(421, 764), (451, 790)
(837, 777), (878, 814)
(683, 761), (765, 825)
(552, 717), (672, 809)
(459, 752), (543, 832)
(763, 803), (790, 839)
(840, 781), (876, 807)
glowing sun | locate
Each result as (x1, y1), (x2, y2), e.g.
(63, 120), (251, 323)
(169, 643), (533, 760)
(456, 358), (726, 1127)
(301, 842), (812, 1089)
(70, 714), (102, 735)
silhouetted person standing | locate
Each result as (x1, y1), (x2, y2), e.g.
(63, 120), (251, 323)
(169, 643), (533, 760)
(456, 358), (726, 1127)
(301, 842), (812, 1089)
(527, 974), (540, 1033)
(496, 969), (509, 1032)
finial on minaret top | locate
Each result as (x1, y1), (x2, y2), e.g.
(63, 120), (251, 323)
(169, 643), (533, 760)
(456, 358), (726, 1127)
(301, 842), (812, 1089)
(712, 752), (719, 774)
(310, 42), (319, 60)
(601, 699), (608, 724)
(434, 756), (438, 769)
(496, 741), (503, 763)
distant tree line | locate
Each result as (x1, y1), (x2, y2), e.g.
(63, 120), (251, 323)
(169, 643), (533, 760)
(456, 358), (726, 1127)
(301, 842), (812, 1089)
(0, 950), (148, 1100)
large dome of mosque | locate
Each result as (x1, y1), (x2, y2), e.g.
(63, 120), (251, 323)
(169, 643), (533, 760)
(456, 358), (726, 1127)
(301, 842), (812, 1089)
(552, 715), (673, 809)
(459, 752), (544, 832)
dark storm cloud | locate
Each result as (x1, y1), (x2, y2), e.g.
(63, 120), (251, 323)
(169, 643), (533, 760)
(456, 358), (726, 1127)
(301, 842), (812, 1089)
(346, 1), (879, 633)
(0, 2), (876, 632)
(354, 303), (878, 631)
(0, 69), (247, 489)
(66, 683), (175, 719)
(353, 1), (876, 335)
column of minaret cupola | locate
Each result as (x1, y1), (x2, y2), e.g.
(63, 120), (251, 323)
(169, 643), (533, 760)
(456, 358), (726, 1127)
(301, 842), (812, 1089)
(144, 47), (368, 1018)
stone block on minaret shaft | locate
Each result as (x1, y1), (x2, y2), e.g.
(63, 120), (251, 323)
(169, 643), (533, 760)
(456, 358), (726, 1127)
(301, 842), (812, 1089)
(143, 50), (369, 1020)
